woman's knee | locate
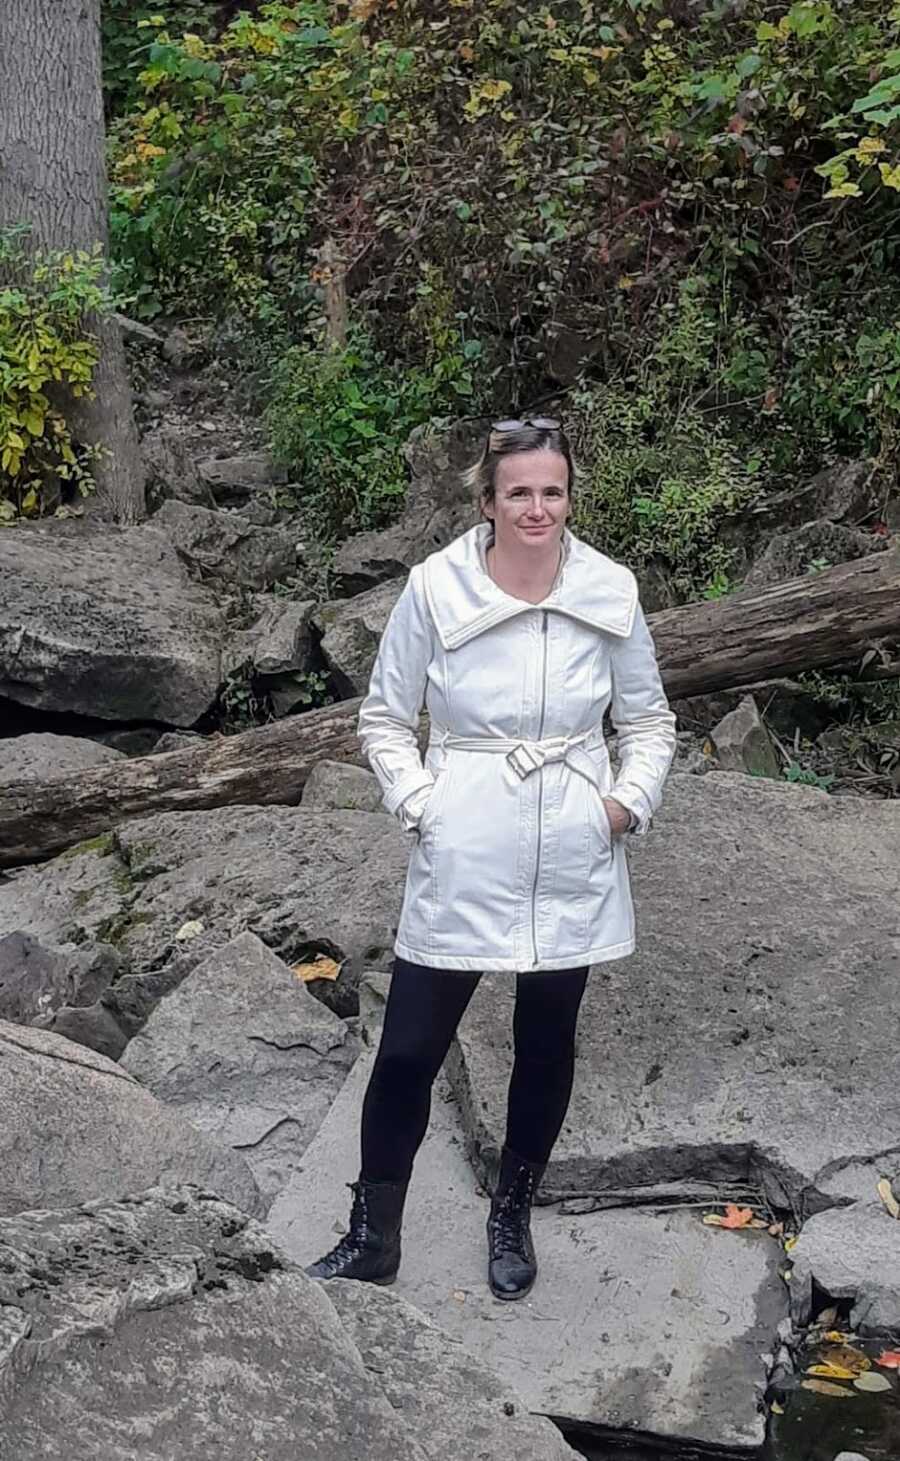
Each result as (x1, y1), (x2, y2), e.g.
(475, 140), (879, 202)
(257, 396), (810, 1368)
(368, 1045), (439, 1102)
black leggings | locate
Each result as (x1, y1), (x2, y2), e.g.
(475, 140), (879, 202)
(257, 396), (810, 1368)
(360, 955), (589, 1183)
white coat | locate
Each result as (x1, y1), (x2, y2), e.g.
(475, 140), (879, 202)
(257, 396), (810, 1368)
(358, 523), (677, 972)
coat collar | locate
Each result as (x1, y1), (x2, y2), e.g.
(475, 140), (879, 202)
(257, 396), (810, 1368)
(421, 524), (637, 651)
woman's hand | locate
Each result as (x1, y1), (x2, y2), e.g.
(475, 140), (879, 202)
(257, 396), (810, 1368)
(602, 797), (632, 838)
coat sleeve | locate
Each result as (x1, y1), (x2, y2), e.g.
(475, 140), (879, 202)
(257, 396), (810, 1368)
(357, 565), (437, 832)
(607, 601), (677, 836)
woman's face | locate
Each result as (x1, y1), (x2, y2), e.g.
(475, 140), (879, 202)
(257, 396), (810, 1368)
(483, 448), (570, 553)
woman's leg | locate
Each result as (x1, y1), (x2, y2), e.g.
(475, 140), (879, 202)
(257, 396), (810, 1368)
(487, 965), (589, 1300)
(361, 955), (481, 1182)
(505, 964), (589, 1163)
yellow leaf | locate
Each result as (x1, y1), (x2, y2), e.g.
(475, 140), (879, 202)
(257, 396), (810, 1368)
(819, 1344), (870, 1375)
(801, 1378), (855, 1398)
(618, 274), (635, 290)
(337, 106), (358, 130)
(824, 181), (862, 198)
(807, 1363), (857, 1380)
(770, 1400), (784, 1415)
(784, 1234), (798, 1251)
(20, 487), (38, 516)
(856, 136), (886, 157)
(877, 1176), (900, 1218)
(582, 68), (599, 86)
(480, 79), (512, 100)
(879, 162), (900, 190)
(702, 1213), (725, 1226)
(292, 956), (342, 983)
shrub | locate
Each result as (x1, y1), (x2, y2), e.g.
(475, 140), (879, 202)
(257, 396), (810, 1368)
(0, 229), (107, 521)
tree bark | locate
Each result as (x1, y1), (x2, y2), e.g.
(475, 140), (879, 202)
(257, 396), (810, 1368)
(0, 0), (146, 523)
(1, 548), (898, 866)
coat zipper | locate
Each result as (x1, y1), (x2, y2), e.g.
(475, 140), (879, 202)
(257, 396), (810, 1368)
(530, 611), (549, 968)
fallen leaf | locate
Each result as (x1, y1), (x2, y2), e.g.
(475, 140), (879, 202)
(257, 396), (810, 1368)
(801, 1378), (855, 1398)
(807, 1363), (858, 1381)
(721, 1204), (754, 1228)
(292, 957), (341, 983)
(815, 1306), (838, 1328)
(876, 1349), (900, 1369)
(854, 1370), (891, 1393)
(749, 1218), (769, 1229)
(818, 1345), (870, 1376)
(768, 1221), (784, 1237)
(769, 1400), (785, 1415)
(702, 1213), (725, 1227)
(175, 919), (204, 942)
(784, 1234), (799, 1251)
(877, 1177), (900, 1219)
(452, 1289), (467, 1302)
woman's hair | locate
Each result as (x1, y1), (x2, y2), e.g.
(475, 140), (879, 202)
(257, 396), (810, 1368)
(462, 421), (577, 509)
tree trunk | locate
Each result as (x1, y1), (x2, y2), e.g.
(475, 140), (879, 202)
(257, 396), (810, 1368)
(1, 548), (898, 866)
(0, 0), (146, 523)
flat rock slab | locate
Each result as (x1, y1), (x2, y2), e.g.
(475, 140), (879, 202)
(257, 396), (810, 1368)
(0, 803), (409, 1042)
(790, 1201), (900, 1336)
(0, 732), (125, 785)
(269, 1046), (786, 1451)
(0, 1185), (577, 1461)
(447, 772), (900, 1214)
(0, 521), (224, 724)
(121, 932), (358, 1205)
(0, 1021), (262, 1219)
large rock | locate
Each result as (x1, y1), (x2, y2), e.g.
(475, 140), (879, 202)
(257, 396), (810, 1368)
(152, 500), (297, 590)
(443, 772), (900, 1215)
(672, 677), (832, 743)
(722, 459), (881, 571)
(196, 449), (280, 504)
(0, 733), (125, 785)
(789, 1202), (900, 1336)
(120, 933), (358, 1204)
(0, 804), (409, 1040)
(314, 579), (405, 696)
(0, 931), (123, 1045)
(272, 1037), (787, 1452)
(0, 1185), (581, 1461)
(743, 519), (886, 589)
(332, 419), (486, 595)
(710, 694), (780, 777)
(0, 1021), (262, 1218)
(302, 759), (383, 814)
(0, 522), (224, 724)
(223, 592), (317, 716)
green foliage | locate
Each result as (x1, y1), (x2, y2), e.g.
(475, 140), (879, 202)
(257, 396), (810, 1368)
(102, 1), (219, 113)
(782, 762), (835, 790)
(265, 326), (471, 538)
(567, 280), (767, 597)
(0, 229), (107, 521)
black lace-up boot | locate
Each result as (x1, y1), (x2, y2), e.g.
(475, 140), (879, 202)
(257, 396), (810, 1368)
(486, 1147), (546, 1300)
(305, 1177), (408, 1285)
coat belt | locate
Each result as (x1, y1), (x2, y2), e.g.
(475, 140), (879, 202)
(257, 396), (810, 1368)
(435, 728), (603, 793)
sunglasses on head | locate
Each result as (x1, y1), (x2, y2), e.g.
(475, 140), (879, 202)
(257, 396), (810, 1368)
(491, 416), (561, 433)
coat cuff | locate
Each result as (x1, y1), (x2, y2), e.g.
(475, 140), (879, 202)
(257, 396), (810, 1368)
(383, 768), (436, 828)
(608, 783), (654, 837)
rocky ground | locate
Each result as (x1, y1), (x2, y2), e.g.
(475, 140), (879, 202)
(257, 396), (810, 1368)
(1, 377), (899, 1458)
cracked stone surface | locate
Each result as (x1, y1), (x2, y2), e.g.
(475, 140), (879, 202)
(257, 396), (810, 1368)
(790, 1202), (900, 1335)
(271, 1033), (787, 1451)
(445, 772), (900, 1215)
(0, 1021), (262, 1219)
(0, 803), (409, 1041)
(0, 1185), (580, 1461)
(0, 521), (224, 724)
(121, 933), (358, 1204)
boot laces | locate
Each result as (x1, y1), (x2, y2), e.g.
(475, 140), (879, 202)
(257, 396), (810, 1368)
(490, 1171), (535, 1256)
(318, 1183), (369, 1274)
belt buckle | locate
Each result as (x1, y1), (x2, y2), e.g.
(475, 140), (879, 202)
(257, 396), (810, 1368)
(507, 743), (539, 780)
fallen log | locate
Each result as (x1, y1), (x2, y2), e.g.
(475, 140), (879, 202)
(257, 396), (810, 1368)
(1, 547), (898, 867)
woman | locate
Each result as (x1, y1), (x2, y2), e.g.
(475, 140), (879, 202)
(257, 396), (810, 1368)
(306, 418), (676, 1300)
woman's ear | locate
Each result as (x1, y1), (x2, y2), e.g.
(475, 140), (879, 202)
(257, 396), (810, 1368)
(481, 496), (494, 521)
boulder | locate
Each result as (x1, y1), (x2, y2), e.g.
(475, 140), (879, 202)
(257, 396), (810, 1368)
(0, 1021), (263, 1219)
(0, 804), (409, 1037)
(223, 593), (317, 715)
(120, 933), (358, 1204)
(0, 732), (125, 785)
(332, 419), (486, 595)
(152, 500), (297, 590)
(441, 772), (900, 1215)
(0, 522), (224, 725)
(672, 678), (832, 743)
(789, 1202), (900, 1336)
(722, 460), (881, 572)
(710, 694), (780, 777)
(196, 449), (280, 505)
(140, 420), (206, 507)
(743, 519), (886, 589)
(0, 1185), (578, 1461)
(302, 759), (383, 814)
(314, 579), (405, 696)
(0, 931), (122, 1032)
